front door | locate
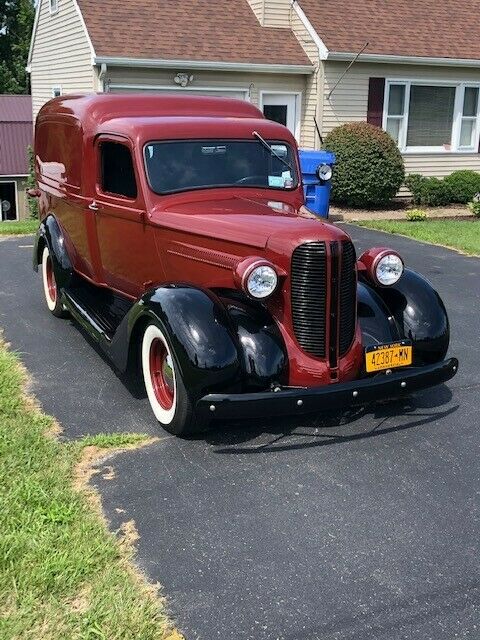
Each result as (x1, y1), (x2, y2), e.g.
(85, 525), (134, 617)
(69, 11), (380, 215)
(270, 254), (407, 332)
(91, 136), (152, 298)
(261, 93), (300, 141)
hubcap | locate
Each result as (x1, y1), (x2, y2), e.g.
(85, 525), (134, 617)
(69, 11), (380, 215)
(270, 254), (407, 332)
(45, 255), (57, 303)
(149, 338), (174, 410)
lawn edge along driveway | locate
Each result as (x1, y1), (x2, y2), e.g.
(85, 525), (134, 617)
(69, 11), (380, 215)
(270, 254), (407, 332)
(356, 219), (480, 257)
(0, 339), (183, 640)
(0, 220), (39, 236)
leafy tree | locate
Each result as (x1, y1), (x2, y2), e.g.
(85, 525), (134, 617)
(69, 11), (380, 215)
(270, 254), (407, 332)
(0, 0), (35, 94)
(26, 145), (38, 219)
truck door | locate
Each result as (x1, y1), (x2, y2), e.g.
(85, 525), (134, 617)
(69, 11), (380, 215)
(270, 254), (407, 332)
(90, 136), (152, 298)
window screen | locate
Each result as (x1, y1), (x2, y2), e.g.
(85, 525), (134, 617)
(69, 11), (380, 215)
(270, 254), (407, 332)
(407, 86), (455, 147)
(100, 142), (137, 198)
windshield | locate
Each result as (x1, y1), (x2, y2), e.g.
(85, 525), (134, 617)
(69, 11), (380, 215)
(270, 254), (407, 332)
(144, 139), (298, 194)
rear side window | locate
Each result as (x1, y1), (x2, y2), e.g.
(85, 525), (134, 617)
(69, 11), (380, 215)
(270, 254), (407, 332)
(100, 142), (137, 199)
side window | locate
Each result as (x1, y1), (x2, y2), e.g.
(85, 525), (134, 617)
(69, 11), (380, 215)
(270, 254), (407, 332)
(100, 142), (137, 199)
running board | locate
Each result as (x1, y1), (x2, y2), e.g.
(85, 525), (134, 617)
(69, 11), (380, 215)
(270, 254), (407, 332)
(61, 279), (133, 344)
(63, 289), (112, 343)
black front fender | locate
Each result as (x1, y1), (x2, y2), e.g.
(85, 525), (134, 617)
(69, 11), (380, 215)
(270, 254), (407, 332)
(110, 285), (243, 401)
(360, 269), (450, 365)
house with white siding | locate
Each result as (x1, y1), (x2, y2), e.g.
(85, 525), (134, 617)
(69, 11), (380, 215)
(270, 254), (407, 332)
(28, 0), (480, 180)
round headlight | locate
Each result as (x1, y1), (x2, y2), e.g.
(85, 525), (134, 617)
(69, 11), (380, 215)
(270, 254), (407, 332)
(246, 265), (278, 299)
(375, 253), (404, 286)
(317, 164), (333, 181)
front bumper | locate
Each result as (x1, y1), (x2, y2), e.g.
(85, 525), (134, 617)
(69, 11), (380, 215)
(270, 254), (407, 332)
(196, 357), (458, 421)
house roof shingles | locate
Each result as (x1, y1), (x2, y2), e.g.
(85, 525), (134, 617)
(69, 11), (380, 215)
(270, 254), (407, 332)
(0, 95), (32, 176)
(77, 0), (311, 66)
(300, 0), (480, 61)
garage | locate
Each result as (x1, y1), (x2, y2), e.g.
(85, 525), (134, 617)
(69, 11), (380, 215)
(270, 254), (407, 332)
(0, 182), (18, 221)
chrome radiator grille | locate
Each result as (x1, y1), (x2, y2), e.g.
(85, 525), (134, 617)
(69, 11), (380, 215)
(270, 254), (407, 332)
(290, 241), (357, 362)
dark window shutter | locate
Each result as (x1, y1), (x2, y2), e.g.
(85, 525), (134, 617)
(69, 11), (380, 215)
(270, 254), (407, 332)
(367, 77), (386, 127)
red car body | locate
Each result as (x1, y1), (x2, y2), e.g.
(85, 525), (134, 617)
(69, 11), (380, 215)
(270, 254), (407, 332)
(32, 94), (457, 435)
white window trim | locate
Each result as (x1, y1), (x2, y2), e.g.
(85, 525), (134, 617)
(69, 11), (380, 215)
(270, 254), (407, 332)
(49, 0), (59, 16)
(382, 79), (480, 154)
(259, 91), (302, 143)
(0, 180), (19, 222)
(52, 86), (62, 98)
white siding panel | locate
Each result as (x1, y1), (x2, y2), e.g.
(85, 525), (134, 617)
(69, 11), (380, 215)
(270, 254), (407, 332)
(246, 0), (264, 24)
(289, 10), (320, 149)
(106, 66), (306, 121)
(30, 0), (95, 119)
(245, 0), (291, 28)
(263, 0), (291, 27)
(322, 61), (480, 176)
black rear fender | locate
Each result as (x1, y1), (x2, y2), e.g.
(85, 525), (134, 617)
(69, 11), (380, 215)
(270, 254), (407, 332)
(33, 215), (74, 289)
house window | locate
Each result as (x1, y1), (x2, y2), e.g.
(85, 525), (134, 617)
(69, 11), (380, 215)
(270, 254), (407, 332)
(100, 142), (137, 199)
(52, 87), (62, 98)
(459, 87), (479, 149)
(49, 0), (59, 14)
(383, 81), (480, 153)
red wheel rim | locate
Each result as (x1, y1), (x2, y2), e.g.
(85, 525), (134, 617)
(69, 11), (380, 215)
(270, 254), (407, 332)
(46, 255), (57, 303)
(149, 338), (174, 410)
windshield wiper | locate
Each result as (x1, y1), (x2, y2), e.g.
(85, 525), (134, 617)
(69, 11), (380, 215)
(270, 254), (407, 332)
(252, 130), (294, 174)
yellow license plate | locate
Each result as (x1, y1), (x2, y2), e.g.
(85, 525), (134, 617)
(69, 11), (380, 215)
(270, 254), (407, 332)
(365, 341), (412, 373)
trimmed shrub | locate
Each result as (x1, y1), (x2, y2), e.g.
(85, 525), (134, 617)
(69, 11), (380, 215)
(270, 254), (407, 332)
(324, 122), (405, 207)
(404, 173), (426, 204)
(444, 170), (480, 204)
(418, 177), (452, 206)
(468, 193), (480, 218)
(406, 208), (428, 221)
(405, 173), (451, 206)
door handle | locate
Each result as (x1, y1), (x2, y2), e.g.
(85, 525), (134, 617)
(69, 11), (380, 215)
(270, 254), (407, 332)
(88, 200), (99, 211)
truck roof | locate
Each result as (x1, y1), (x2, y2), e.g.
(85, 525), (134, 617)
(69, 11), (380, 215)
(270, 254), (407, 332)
(36, 93), (296, 145)
(37, 93), (264, 124)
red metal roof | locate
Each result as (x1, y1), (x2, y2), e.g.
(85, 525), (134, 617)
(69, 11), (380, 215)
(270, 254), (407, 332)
(0, 95), (32, 176)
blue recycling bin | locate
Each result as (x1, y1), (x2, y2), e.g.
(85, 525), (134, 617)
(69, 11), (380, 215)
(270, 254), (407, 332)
(299, 150), (336, 218)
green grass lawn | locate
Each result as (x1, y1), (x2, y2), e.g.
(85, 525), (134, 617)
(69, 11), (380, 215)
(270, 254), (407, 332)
(0, 219), (39, 236)
(356, 220), (480, 256)
(0, 343), (181, 639)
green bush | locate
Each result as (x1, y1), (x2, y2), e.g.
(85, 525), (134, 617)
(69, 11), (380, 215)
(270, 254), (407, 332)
(406, 208), (428, 221)
(468, 194), (480, 218)
(404, 173), (426, 204)
(419, 178), (452, 206)
(405, 173), (451, 206)
(324, 122), (405, 207)
(444, 170), (480, 204)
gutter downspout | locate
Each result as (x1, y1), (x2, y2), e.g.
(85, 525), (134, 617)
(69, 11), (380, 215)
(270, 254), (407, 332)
(98, 63), (107, 93)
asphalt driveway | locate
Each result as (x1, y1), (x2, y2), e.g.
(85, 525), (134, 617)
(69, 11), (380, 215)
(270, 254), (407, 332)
(0, 226), (479, 640)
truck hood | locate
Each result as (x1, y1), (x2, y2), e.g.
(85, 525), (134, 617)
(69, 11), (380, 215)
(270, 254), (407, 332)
(152, 195), (349, 249)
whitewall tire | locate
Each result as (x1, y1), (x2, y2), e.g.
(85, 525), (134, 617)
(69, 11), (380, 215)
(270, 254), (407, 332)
(141, 321), (198, 436)
(142, 324), (177, 425)
(41, 246), (66, 317)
